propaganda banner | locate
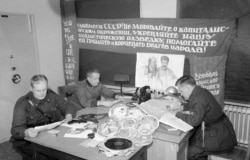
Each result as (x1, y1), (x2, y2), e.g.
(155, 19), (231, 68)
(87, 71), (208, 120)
(61, 0), (79, 85)
(190, 55), (228, 106)
(77, 18), (235, 57)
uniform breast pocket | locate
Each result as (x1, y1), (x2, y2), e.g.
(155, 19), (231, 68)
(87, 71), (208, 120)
(26, 112), (39, 127)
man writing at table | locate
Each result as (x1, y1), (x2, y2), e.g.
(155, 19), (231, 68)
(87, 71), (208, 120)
(74, 69), (123, 108)
(11, 75), (76, 160)
(174, 75), (237, 160)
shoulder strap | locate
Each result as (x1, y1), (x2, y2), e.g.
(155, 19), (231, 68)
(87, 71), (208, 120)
(28, 100), (53, 122)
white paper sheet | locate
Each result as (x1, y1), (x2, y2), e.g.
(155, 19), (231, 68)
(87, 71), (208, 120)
(34, 121), (64, 132)
(138, 99), (182, 119)
(61, 121), (92, 129)
(64, 128), (93, 138)
(159, 113), (193, 132)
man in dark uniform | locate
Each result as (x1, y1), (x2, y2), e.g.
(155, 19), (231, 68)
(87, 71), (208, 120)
(11, 75), (76, 160)
(175, 75), (237, 160)
(74, 69), (123, 108)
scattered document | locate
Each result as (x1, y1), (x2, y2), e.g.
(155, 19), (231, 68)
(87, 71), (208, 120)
(61, 121), (92, 129)
(64, 128), (93, 138)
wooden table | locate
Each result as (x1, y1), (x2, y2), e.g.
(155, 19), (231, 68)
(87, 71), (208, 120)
(148, 124), (192, 160)
(25, 107), (147, 160)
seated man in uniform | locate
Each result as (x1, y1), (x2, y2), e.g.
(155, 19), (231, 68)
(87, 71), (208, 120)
(174, 75), (237, 160)
(74, 69), (123, 108)
(11, 74), (76, 160)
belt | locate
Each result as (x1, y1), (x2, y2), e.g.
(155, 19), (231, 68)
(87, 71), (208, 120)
(205, 113), (226, 127)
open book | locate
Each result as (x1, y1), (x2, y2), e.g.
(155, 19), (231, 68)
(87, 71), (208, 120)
(159, 113), (193, 132)
(138, 99), (193, 132)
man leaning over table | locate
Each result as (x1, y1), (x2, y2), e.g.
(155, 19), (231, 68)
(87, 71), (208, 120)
(173, 75), (237, 160)
(10, 74), (76, 160)
(73, 69), (124, 108)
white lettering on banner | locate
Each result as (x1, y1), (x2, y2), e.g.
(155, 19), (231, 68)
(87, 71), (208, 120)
(132, 30), (178, 38)
(182, 34), (216, 40)
(166, 39), (217, 47)
(170, 45), (205, 53)
(65, 63), (75, 69)
(64, 34), (75, 45)
(77, 23), (103, 29)
(132, 24), (172, 31)
(194, 71), (218, 81)
(65, 69), (74, 75)
(63, 19), (78, 82)
(194, 71), (221, 95)
(65, 57), (76, 63)
(66, 49), (73, 56)
(77, 22), (232, 54)
(63, 20), (72, 27)
(178, 27), (229, 33)
(110, 41), (145, 48)
(104, 23), (131, 30)
(146, 43), (169, 49)
(64, 28), (71, 33)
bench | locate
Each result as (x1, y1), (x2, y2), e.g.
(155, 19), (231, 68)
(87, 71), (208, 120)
(208, 146), (249, 160)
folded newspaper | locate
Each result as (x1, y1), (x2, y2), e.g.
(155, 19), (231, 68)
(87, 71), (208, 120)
(138, 99), (193, 132)
(34, 121), (64, 132)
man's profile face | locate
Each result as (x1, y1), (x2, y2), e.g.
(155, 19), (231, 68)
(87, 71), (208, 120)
(31, 80), (48, 100)
(149, 58), (157, 69)
(161, 59), (169, 69)
(87, 72), (100, 86)
(177, 84), (191, 100)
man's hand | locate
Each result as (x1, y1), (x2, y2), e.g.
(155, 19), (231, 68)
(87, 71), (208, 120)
(115, 95), (126, 102)
(25, 128), (39, 138)
(64, 114), (73, 123)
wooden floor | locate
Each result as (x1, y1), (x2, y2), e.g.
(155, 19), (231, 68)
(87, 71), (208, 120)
(0, 140), (248, 160)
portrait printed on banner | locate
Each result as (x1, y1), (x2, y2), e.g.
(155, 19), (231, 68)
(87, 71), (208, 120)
(135, 52), (185, 91)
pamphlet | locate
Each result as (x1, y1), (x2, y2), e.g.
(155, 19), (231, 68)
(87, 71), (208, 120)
(34, 121), (64, 132)
(64, 128), (93, 138)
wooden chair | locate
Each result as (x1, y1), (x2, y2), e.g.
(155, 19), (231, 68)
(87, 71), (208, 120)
(208, 145), (249, 160)
(57, 84), (83, 110)
(246, 137), (250, 160)
(58, 84), (76, 99)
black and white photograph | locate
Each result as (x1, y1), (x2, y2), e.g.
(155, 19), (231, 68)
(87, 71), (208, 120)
(0, 1), (249, 160)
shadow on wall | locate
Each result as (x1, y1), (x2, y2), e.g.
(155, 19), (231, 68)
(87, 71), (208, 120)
(48, 0), (62, 15)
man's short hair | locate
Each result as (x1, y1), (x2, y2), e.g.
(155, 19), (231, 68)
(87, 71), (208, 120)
(30, 75), (48, 88)
(148, 56), (156, 63)
(175, 75), (196, 86)
(161, 56), (169, 62)
(86, 69), (100, 78)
